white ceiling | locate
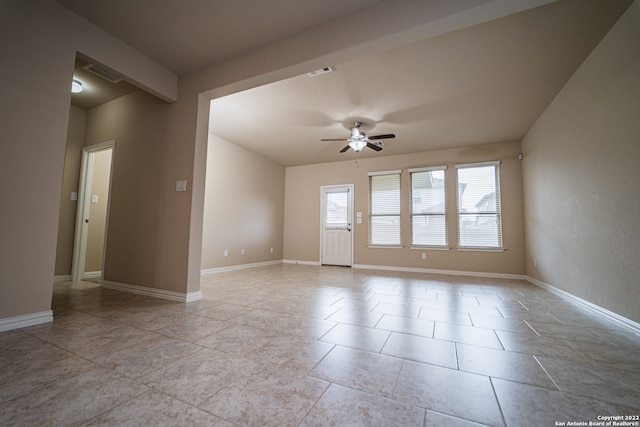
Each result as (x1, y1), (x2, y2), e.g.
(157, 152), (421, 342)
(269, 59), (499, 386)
(58, 0), (632, 166)
(57, 0), (387, 75)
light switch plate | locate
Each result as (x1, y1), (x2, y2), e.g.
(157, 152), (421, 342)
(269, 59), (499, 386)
(91, 194), (99, 204)
(71, 192), (78, 201)
(176, 180), (187, 192)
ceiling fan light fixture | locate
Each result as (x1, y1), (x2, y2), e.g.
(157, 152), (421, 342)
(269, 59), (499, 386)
(349, 139), (367, 152)
(71, 79), (83, 93)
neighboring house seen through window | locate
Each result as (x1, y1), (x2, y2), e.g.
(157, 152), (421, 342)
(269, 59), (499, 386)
(410, 166), (448, 247)
(456, 162), (503, 249)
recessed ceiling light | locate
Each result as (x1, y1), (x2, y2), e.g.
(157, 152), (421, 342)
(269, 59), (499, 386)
(71, 79), (83, 93)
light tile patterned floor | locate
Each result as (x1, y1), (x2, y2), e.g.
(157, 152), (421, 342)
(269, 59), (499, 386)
(1, 264), (639, 426)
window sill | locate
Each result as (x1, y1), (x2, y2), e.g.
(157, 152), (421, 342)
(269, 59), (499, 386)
(410, 246), (451, 251)
(368, 245), (404, 249)
(457, 247), (506, 253)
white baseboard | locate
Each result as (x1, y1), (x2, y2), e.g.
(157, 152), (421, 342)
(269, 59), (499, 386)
(83, 271), (102, 280)
(102, 281), (202, 303)
(353, 264), (526, 281)
(282, 259), (321, 266)
(54, 275), (71, 282)
(0, 310), (53, 332)
(526, 276), (640, 334)
(201, 260), (283, 275)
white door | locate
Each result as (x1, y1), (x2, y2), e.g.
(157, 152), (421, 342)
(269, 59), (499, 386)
(71, 141), (115, 282)
(321, 185), (353, 266)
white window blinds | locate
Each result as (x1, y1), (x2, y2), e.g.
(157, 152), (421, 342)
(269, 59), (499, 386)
(410, 167), (447, 247)
(369, 171), (401, 246)
(456, 162), (502, 249)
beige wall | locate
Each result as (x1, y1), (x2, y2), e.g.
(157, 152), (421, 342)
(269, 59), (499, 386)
(522, 1), (640, 322)
(55, 106), (86, 276)
(284, 141), (525, 275)
(201, 134), (285, 269)
(85, 149), (112, 273)
(82, 90), (185, 290)
(0, 0), (175, 321)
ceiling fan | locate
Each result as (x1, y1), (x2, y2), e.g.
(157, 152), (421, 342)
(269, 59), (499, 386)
(321, 121), (395, 153)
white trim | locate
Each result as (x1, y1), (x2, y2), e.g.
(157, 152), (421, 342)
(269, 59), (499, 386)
(407, 165), (447, 173)
(185, 291), (203, 303)
(526, 276), (640, 334)
(102, 281), (201, 303)
(201, 260), (283, 275)
(455, 160), (501, 169)
(353, 264), (525, 280)
(283, 259), (322, 266)
(83, 271), (102, 280)
(54, 275), (71, 282)
(410, 246), (451, 251)
(0, 310), (53, 332)
(322, 186), (351, 194)
(72, 140), (115, 282)
(457, 247), (506, 252)
(368, 169), (402, 176)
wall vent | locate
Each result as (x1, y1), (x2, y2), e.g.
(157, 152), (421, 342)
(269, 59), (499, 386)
(83, 64), (123, 84)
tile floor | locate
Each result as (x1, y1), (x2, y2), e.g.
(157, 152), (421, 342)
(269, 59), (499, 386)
(1, 264), (639, 426)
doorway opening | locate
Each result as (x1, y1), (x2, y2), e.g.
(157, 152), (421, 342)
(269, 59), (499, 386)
(320, 184), (354, 267)
(71, 141), (115, 282)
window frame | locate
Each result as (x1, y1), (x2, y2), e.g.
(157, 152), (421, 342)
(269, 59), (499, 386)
(409, 166), (449, 249)
(455, 161), (504, 251)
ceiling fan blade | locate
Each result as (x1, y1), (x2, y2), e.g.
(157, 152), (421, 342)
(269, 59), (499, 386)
(368, 133), (395, 140)
(339, 145), (351, 153)
(321, 138), (349, 141)
(367, 142), (383, 152)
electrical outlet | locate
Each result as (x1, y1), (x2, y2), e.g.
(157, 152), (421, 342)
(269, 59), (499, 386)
(421, 253), (427, 260)
(241, 249), (245, 256)
(270, 248), (274, 253)
(223, 249), (228, 257)
(533, 257), (537, 267)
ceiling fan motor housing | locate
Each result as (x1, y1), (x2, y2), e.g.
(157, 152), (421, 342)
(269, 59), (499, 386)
(350, 121), (364, 139)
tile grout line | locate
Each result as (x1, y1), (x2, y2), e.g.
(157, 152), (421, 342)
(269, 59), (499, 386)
(532, 355), (561, 392)
(489, 377), (509, 427)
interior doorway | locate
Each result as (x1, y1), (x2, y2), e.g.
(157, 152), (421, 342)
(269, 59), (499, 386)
(71, 141), (115, 282)
(320, 184), (354, 266)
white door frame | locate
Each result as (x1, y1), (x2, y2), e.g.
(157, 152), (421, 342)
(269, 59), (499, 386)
(71, 140), (115, 282)
(320, 184), (354, 266)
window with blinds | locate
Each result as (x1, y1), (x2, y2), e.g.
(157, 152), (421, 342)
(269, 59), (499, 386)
(410, 166), (447, 247)
(369, 171), (401, 246)
(456, 162), (502, 249)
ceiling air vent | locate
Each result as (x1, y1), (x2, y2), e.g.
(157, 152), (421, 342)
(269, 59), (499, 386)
(307, 67), (333, 77)
(83, 63), (123, 84)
